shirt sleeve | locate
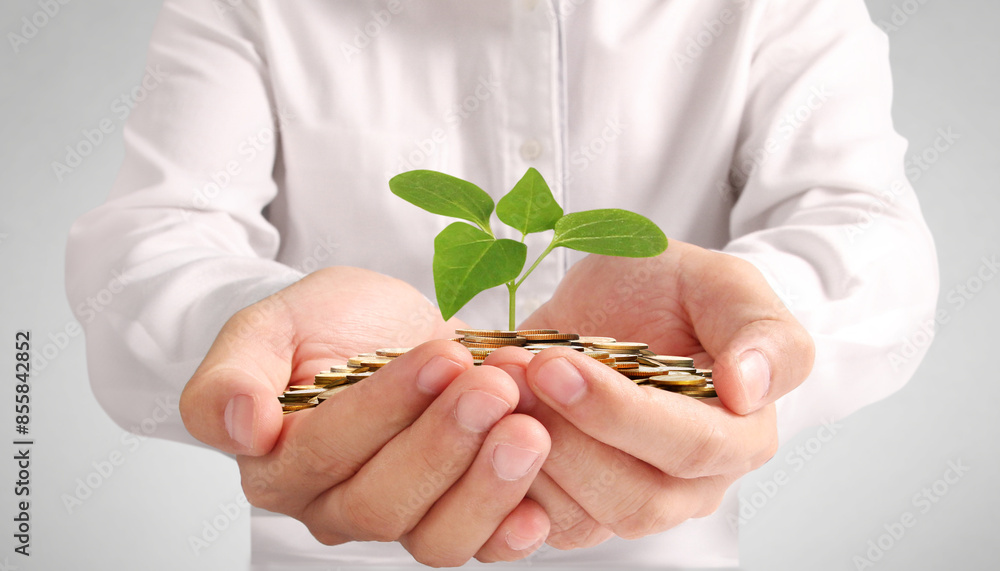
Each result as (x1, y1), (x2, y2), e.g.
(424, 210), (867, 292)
(65, 0), (301, 446)
(722, 0), (939, 441)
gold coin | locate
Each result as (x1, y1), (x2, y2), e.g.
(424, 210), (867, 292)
(515, 329), (560, 336)
(592, 341), (648, 351)
(376, 348), (411, 357)
(281, 403), (314, 412)
(676, 385), (718, 397)
(574, 336), (617, 346)
(316, 384), (352, 401)
(647, 355), (695, 367)
(613, 361), (639, 370)
(360, 356), (393, 368)
(524, 344), (584, 352)
(467, 347), (498, 357)
(636, 358), (697, 372)
(346, 372), (374, 381)
(456, 329), (519, 338)
(281, 388), (326, 398)
(313, 373), (349, 387)
(522, 333), (580, 341)
(583, 351), (611, 360)
(462, 335), (527, 346)
(621, 366), (673, 378)
(647, 374), (707, 387)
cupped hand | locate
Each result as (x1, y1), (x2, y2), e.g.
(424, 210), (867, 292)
(180, 267), (552, 565)
(504, 240), (814, 548)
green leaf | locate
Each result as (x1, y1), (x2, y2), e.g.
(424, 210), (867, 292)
(496, 167), (563, 235)
(433, 222), (527, 320)
(389, 170), (495, 232)
(552, 209), (667, 257)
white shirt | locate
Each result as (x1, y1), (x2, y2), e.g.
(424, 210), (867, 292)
(65, 0), (939, 567)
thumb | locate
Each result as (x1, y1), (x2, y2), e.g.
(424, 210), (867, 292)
(179, 296), (293, 456)
(680, 245), (815, 415)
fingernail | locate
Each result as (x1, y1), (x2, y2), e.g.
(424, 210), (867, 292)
(417, 355), (465, 395)
(534, 357), (586, 406)
(455, 390), (510, 432)
(498, 363), (536, 412)
(492, 444), (541, 481)
(739, 349), (771, 410)
(505, 530), (543, 551)
(224, 394), (255, 450)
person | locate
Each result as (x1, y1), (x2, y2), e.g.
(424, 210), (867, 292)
(65, 0), (938, 567)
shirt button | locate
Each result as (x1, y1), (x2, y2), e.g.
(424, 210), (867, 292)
(520, 139), (543, 161)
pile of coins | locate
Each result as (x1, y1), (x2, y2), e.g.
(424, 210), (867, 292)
(278, 329), (716, 414)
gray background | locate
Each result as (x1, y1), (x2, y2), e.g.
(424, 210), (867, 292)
(1, 0), (996, 569)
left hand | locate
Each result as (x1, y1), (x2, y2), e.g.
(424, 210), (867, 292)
(495, 240), (814, 548)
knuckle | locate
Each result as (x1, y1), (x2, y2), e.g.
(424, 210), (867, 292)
(238, 462), (287, 513)
(546, 504), (611, 550)
(341, 487), (408, 542)
(298, 432), (360, 479)
(307, 525), (345, 547)
(673, 422), (730, 478)
(408, 543), (469, 568)
(608, 492), (681, 540)
(693, 490), (726, 519)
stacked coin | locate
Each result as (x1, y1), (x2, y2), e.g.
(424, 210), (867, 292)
(279, 329), (715, 414)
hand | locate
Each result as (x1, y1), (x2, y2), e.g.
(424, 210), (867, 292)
(508, 240), (814, 547)
(180, 267), (552, 565)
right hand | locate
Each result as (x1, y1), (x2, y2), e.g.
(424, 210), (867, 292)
(179, 267), (552, 565)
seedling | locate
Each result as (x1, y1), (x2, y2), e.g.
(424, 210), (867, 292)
(389, 168), (667, 330)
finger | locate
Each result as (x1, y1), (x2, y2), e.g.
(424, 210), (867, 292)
(672, 241), (815, 414)
(402, 414), (550, 566)
(527, 471), (613, 550)
(475, 498), (550, 563)
(301, 365), (520, 544)
(527, 348), (778, 479)
(526, 393), (741, 539)
(482, 346), (538, 413)
(180, 295), (299, 456)
(237, 340), (472, 516)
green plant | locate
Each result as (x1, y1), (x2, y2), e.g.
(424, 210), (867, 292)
(389, 168), (667, 330)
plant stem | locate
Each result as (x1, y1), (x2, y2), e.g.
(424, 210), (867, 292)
(506, 240), (557, 330)
(514, 242), (556, 289)
(507, 281), (518, 331)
